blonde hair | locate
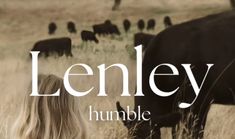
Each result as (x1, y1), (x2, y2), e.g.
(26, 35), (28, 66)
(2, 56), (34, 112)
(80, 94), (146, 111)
(11, 74), (87, 139)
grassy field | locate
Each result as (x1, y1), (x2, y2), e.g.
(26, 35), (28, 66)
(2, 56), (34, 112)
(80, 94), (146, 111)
(0, 0), (234, 138)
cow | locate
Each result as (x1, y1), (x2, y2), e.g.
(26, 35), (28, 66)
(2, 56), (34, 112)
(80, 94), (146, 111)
(137, 19), (145, 32)
(147, 19), (156, 30)
(93, 22), (120, 36)
(48, 22), (57, 35)
(67, 21), (77, 34)
(117, 10), (235, 139)
(81, 30), (99, 43)
(31, 37), (73, 57)
(123, 19), (131, 33)
(164, 16), (173, 28)
(134, 32), (155, 50)
(112, 0), (121, 11)
(93, 23), (108, 36)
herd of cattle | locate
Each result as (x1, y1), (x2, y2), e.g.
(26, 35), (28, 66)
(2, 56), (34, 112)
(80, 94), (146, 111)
(31, 16), (173, 57)
(30, 8), (235, 139)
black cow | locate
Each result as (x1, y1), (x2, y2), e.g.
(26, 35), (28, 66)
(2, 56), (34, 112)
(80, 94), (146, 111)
(48, 22), (57, 35)
(67, 21), (77, 34)
(134, 32), (155, 50)
(81, 30), (99, 43)
(147, 19), (156, 30)
(123, 19), (131, 33)
(93, 21), (111, 36)
(31, 37), (73, 57)
(93, 24), (108, 36)
(137, 19), (145, 32)
(117, 10), (235, 139)
(93, 22), (120, 36)
(164, 16), (173, 28)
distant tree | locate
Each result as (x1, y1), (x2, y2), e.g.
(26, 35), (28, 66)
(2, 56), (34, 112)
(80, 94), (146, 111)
(230, 0), (235, 8)
(112, 0), (121, 11)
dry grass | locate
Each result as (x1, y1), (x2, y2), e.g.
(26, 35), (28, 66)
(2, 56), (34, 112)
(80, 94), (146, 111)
(0, 0), (234, 138)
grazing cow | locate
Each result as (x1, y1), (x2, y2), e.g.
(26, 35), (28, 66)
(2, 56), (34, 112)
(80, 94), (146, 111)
(93, 22), (120, 36)
(164, 16), (173, 28)
(134, 32), (155, 50)
(67, 21), (77, 34)
(137, 19), (145, 32)
(31, 37), (73, 57)
(93, 24), (108, 36)
(81, 30), (99, 43)
(123, 19), (131, 33)
(48, 22), (57, 35)
(147, 19), (156, 30)
(112, 0), (121, 11)
(117, 10), (235, 139)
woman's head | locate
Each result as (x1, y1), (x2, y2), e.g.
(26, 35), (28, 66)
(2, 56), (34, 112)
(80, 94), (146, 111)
(12, 74), (87, 139)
